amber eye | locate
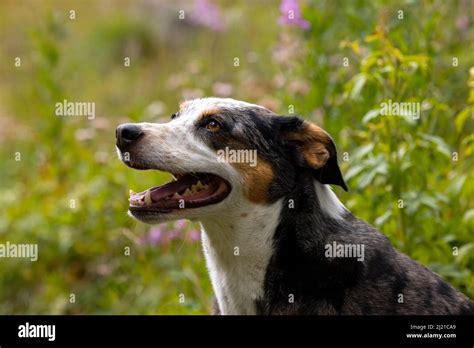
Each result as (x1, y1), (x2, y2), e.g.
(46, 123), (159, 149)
(205, 120), (221, 132)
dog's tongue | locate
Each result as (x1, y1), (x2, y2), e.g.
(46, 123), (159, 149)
(151, 175), (198, 201)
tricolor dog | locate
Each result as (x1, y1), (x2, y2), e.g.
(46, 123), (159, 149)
(116, 98), (474, 315)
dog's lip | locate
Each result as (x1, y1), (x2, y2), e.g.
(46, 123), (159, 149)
(128, 172), (232, 213)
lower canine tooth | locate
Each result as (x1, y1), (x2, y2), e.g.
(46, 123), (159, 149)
(183, 188), (191, 196)
(173, 193), (181, 199)
(144, 191), (152, 205)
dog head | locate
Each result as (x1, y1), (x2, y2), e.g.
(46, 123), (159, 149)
(116, 97), (346, 224)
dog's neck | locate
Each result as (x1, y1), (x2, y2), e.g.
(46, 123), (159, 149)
(199, 180), (347, 315)
(200, 198), (283, 315)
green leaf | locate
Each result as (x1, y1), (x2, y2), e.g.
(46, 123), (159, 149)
(447, 175), (466, 196)
(420, 133), (452, 157)
(356, 155), (388, 188)
(374, 210), (392, 227)
(349, 74), (367, 100)
(455, 107), (473, 133)
(456, 243), (474, 266)
(352, 144), (375, 160)
(463, 209), (474, 223)
(362, 109), (380, 124)
(345, 164), (365, 181)
(419, 194), (440, 212)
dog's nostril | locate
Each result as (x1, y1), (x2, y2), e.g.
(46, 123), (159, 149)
(118, 124), (144, 142)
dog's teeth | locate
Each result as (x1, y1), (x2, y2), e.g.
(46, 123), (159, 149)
(183, 188), (192, 196)
(196, 181), (204, 190)
(129, 189), (136, 196)
(144, 190), (152, 205)
(191, 184), (198, 193)
(173, 192), (181, 199)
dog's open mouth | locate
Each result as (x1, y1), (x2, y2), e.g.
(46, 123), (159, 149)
(128, 172), (231, 214)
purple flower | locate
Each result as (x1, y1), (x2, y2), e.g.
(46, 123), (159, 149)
(189, 229), (201, 241)
(147, 226), (163, 245)
(166, 229), (181, 242)
(189, 0), (225, 32)
(145, 221), (201, 246)
(278, 0), (310, 30)
(174, 219), (188, 230)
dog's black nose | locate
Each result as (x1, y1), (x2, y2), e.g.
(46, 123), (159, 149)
(116, 123), (144, 150)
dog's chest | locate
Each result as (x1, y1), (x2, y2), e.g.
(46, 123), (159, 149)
(202, 234), (266, 314)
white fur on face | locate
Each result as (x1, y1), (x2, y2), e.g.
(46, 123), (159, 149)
(178, 97), (266, 116)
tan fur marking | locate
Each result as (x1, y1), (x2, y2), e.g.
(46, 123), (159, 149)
(302, 142), (329, 169)
(286, 121), (331, 169)
(198, 107), (222, 122)
(286, 122), (329, 144)
(232, 159), (274, 204)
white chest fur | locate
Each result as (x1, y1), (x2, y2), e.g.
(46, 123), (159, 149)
(200, 200), (283, 315)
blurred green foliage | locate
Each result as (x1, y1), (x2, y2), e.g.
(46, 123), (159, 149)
(299, 0), (474, 297)
(0, 0), (472, 314)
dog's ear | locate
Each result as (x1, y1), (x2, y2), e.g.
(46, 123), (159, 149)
(274, 116), (348, 191)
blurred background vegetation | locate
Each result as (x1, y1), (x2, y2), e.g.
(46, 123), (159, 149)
(0, 0), (472, 314)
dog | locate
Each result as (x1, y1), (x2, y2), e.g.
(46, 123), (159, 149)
(116, 97), (474, 315)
